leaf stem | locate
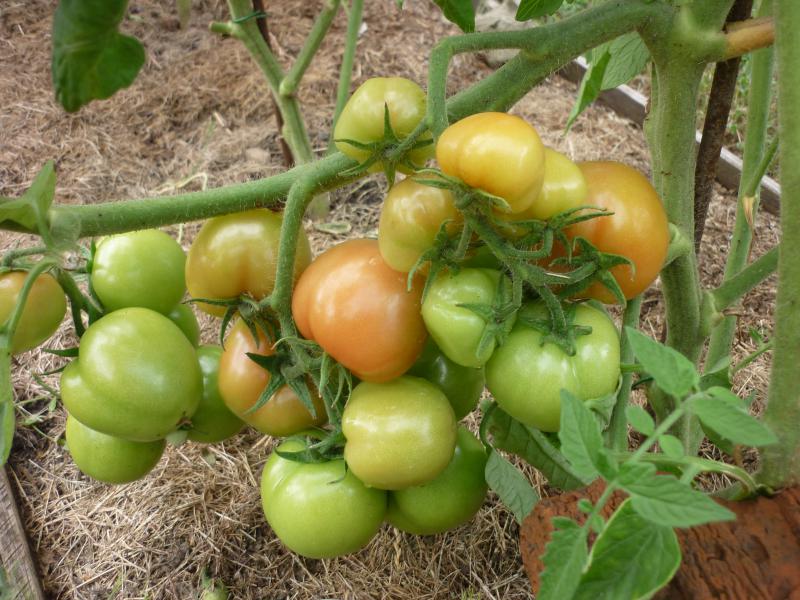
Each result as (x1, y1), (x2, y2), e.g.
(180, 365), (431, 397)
(608, 296), (642, 452)
(328, 0), (363, 154)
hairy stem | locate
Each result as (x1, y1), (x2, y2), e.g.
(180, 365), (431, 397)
(710, 245), (778, 312)
(608, 296), (643, 452)
(328, 0), (364, 154)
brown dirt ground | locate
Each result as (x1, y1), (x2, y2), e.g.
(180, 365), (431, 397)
(0, 1), (780, 599)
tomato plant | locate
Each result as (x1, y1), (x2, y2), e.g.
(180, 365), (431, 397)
(387, 425), (487, 535)
(260, 438), (386, 559)
(187, 345), (244, 444)
(91, 229), (186, 314)
(65, 413), (165, 484)
(185, 209), (312, 316)
(60, 307), (202, 441)
(166, 303), (200, 347)
(341, 376), (457, 490)
(292, 239), (427, 382)
(486, 302), (620, 432)
(217, 319), (326, 436)
(0, 271), (66, 355)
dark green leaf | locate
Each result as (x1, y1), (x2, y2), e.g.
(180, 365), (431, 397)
(700, 356), (732, 391)
(43, 346), (79, 358)
(52, 0), (145, 112)
(625, 327), (699, 399)
(484, 450), (538, 523)
(626, 405), (655, 436)
(589, 33), (650, 89)
(584, 387), (617, 428)
(574, 499), (680, 600)
(0, 162), (56, 234)
(558, 390), (608, 481)
(690, 387), (778, 447)
(658, 434), (684, 458)
(537, 518), (588, 600)
(433, 0), (475, 33)
(566, 51), (611, 130)
(516, 0), (564, 21)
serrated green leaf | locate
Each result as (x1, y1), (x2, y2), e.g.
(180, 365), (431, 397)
(433, 0), (475, 32)
(484, 450), (538, 523)
(700, 356), (732, 391)
(659, 434), (684, 458)
(52, 0), (145, 112)
(626, 405), (655, 436)
(690, 388), (778, 447)
(0, 162), (56, 235)
(516, 0), (564, 21)
(537, 518), (588, 600)
(566, 51), (611, 131)
(589, 33), (650, 90)
(625, 327), (699, 399)
(574, 499), (680, 600)
(558, 390), (607, 481)
(584, 388), (617, 428)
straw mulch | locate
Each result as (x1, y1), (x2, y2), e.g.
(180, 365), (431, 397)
(0, 0), (779, 598)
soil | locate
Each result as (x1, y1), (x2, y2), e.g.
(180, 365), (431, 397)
(0, 0), (781, 598)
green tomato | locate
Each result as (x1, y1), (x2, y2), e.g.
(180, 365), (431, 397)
(260, 439), (387, 559)
(0, 271), (66, 355)
(61, 307), (202, 442)
(406, 338), (485, 420)
(166, 303), (200, 346)
(91, 229), (186, 314)
(387, 425), (487, 535)
(421, 268), (512, 368)
(486, 302), (620, 432)
(342, 376), (457, 490)
(511, 147), (588, 221)
(65, 413), (165, 484)
(187, 345), (244, 444)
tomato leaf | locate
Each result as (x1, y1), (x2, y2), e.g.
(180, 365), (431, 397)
(52, 0), (145, 112)
(484, 450), (538, 523)
(566, 51), (611, 131)
(537, 517), (588, 600)
(516, 0), (564, 21)
(689, 387), (778, 448)
(658, 434), (685, 458)
(624, 327), (699, 399)
(625, 405), (655, 436)
(559, 390), (615, 481)
(573, 499), (681, 600)
(433, 0), (475, 33)
(0, 162), (56, 236)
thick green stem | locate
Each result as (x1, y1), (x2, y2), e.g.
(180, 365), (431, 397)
(760, 0), (800, 488)
(705, 0), (774, 370)
(328, 0), (363, 154)
(709, 246), (778, 313)
(608, 296), (643, 451)
(279, 0), (341, 98)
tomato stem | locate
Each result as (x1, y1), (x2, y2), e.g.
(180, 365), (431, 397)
(328, 0), (364, 155)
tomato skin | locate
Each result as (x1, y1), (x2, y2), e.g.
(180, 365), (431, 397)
(185, 209), (312, 317)
(387, 426), (487, 535)
(378, 177), (460, 273)
(406, 338), (485, 420)
(565, 162), (669, 302)
(218, 320), (326, 437)
(0, 271), (66, 355)
(65, 413), (165, 484)
(91, 229), (186, 314)
(421, 268), (512, 368)
(261, 438), (387, 559)
(514, 148), (588, 221)
(166, 303), (200, 346)
(292, 239), (427, 382)
(60, 307), (202, 442)
(342, 376), (457, 490)
(486, 302), (620, 432)
(436, 112), (545, 214)
(334, 77), (433, 172)
(187, 345), (244, 443)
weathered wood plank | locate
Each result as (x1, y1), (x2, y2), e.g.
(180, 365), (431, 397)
(0, 467), (45, 600)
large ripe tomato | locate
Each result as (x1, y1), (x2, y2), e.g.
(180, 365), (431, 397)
(387, 425), (487, 535)
(217, 319), (326, 437)
(292, 239), (427, 382)
(486, 302), (620, 432)
(436, 112), (545, 214)
(0, 271), (66, 355)
(560, 161), (669, 302)
(378, 176), (460, 273)
(334, 77), (433, 172)
(185, 209), (312, 317)
(91, 229), (186, 314)
(65, 413), (165, 484)
(260, 438), (387, 559)
(342, 376), (457, 490)
(60, 307), (202, 441)
(187, 345), (244, 443)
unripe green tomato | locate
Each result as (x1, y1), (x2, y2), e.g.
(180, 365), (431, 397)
(166, 303), (200, 347)
(516, 148), (588, 220)
(60, 307), (202, 442)
(387, 425), (488, 535)
(378, 176), (460, 273)
(91, 229), (186, 314)
(486, 302), (620, 432)
(65, 413), (165, 484)
(0, 271), (66, 355)
(261, 439), (387, 559)
(421, 268), (512, 368)
(342, 376), (457, 490)
(187, 345), (244, 443)
(334, 77), (434, 172)
(406, 338), (485, 420)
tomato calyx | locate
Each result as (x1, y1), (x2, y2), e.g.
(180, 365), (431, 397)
(515, 301), (594, 357)
(275, 429), (347, 465)
(456, 273), (517, 360)
(551, 236), (634, 304)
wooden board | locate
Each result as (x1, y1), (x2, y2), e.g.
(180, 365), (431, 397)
(0, 467), (45, 600)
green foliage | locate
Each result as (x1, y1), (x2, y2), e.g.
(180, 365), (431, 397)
(516, 0), (565, 21)
(625, 327), (699, 398)
(484, 449), (539, 523)
(432, 0), (475, 33)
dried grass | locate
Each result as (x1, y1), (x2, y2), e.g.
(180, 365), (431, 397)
(0, 0), (780, 598)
